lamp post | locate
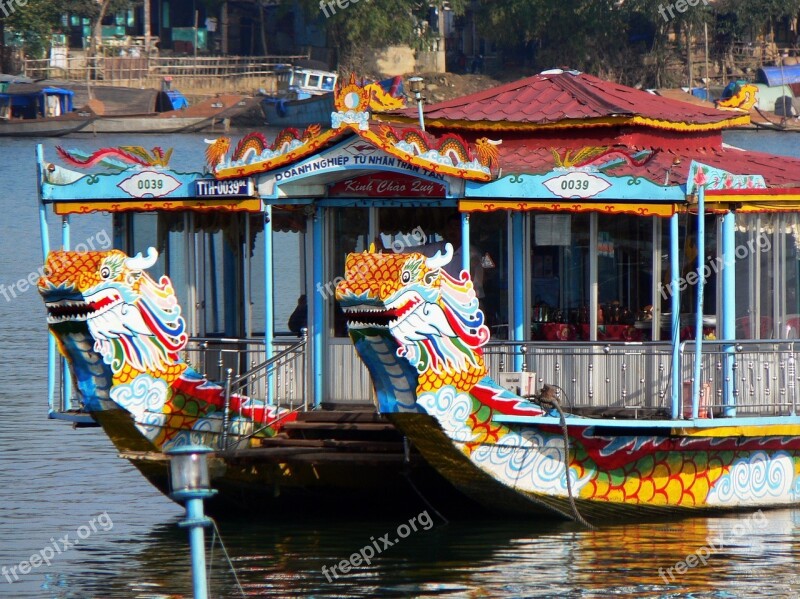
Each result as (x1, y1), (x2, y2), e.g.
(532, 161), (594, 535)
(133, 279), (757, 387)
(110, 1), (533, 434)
(408, 76), (426, 131)
(166, 444), (217, 599)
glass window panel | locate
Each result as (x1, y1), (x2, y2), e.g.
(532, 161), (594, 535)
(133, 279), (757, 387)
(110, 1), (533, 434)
(782, 214), (800, 338)
(247, 211), (305, 337)
(471, 211), (509, 335)
(530, 212), (590, 339)
(203, 230), (226, 335)
(596, 214), (653, 340)
(736, 214), (775, 339)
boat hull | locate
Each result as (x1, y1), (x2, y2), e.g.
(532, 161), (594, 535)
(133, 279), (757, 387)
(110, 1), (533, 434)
(261, 94), (334, 128)
(388, 411), (800, 521)
(0, 114), (94, 137)
(92, 407), (481, 516)
(84, 116), (215, 134)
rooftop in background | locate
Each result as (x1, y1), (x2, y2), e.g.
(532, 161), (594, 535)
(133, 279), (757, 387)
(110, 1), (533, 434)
(384, 69), (749, 132)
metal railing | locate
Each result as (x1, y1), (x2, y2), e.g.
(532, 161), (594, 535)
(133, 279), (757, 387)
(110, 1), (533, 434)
(482, 338), (800, 419)
(483, 340), (673, 413)
(218, 334), (308, 449)
(678, 339), (800, 417)
(183, 334), (307, 408)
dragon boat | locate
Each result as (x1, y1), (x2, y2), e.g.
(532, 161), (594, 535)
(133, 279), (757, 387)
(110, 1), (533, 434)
(34, 70), (800, 521)
(335, 245), (800, 521)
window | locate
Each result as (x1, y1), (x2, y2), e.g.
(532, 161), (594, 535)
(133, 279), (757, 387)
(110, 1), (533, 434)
(530, 212), (590, 340)
(596, 214), (653, 339)
(736, 213), (800, 339)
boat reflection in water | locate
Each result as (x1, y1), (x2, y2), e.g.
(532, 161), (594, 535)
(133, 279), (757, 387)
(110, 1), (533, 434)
(47, 509), (800, 597)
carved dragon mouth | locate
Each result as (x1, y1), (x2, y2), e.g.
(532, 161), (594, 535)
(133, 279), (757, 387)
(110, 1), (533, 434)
(342, 296), (422, 330)
(46, 290), (122, 324)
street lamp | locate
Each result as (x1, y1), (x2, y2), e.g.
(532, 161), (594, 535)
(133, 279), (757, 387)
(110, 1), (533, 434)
(166, 444), (217, 599)
(408, 76), (426, 131)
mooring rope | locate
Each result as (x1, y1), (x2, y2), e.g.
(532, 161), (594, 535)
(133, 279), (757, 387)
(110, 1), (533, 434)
(402, 436), (450, 525)
(208, 518), (247, 597)
(534, 386), (595, 530)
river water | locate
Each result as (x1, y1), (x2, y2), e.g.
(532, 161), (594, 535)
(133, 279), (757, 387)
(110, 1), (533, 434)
(1, 130), (800, 598)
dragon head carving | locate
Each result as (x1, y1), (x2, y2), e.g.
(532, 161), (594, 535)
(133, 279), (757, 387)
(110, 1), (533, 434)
(39, 247), (186, 378)
(38, 248), (293, 448)
(335, 245), (490, 411)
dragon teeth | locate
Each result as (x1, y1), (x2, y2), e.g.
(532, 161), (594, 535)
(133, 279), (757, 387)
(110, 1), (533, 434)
(342, 305), (385, 313)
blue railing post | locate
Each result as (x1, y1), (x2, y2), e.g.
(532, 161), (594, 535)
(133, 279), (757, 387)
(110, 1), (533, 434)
(511, 212), (524, 371)
(692, 188), (705, 419)
(62, 215), (73, 411)
(722, 210), (737, 417)
(460, 212), (470, 276)
(37, 145), (57, 416)
(670, 213), (681, 419)
(264, 205), (274, 405)
(312, 208), (324, 408)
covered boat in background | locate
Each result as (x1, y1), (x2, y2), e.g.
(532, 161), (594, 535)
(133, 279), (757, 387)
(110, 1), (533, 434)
(0, 84), (94, 136)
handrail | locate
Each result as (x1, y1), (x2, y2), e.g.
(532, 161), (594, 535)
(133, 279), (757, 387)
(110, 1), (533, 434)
(228, 333), (307, 389)
(219, 332), (307, 449)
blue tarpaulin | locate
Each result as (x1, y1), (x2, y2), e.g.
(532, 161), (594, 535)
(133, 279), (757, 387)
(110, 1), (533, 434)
(756, 65), (800, 86)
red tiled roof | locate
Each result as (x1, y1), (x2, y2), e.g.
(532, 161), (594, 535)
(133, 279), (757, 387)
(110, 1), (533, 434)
(495, 141), (800, 189)
(386, 70), (748, 131)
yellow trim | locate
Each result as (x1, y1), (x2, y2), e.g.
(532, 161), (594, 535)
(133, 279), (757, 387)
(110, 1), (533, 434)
(459, 199), (677, 216)
(674, 424), (800, 437)
(379, 113), (751, 133)
(54, 198), (262, 215)
(703, 193), (800, 203)
(736, 202), (800, 212)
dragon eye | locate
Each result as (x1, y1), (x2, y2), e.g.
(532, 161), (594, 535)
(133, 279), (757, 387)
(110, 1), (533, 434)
(100, 266), (112, 279)
(401, 270), (411, 284)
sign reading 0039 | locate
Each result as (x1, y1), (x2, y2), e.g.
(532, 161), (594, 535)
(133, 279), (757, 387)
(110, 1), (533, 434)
(117, 171), (182, 198)
(543, 171), (611, 199)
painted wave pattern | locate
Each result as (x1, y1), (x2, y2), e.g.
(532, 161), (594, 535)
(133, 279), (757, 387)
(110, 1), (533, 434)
(109, 372), (250, 450)
(417, 386), (588, 497)
(109, 374), (169, 436)
(469, 429), (590, 498)
(707, 451), (798, 506)
(417, 386), (477, 443)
